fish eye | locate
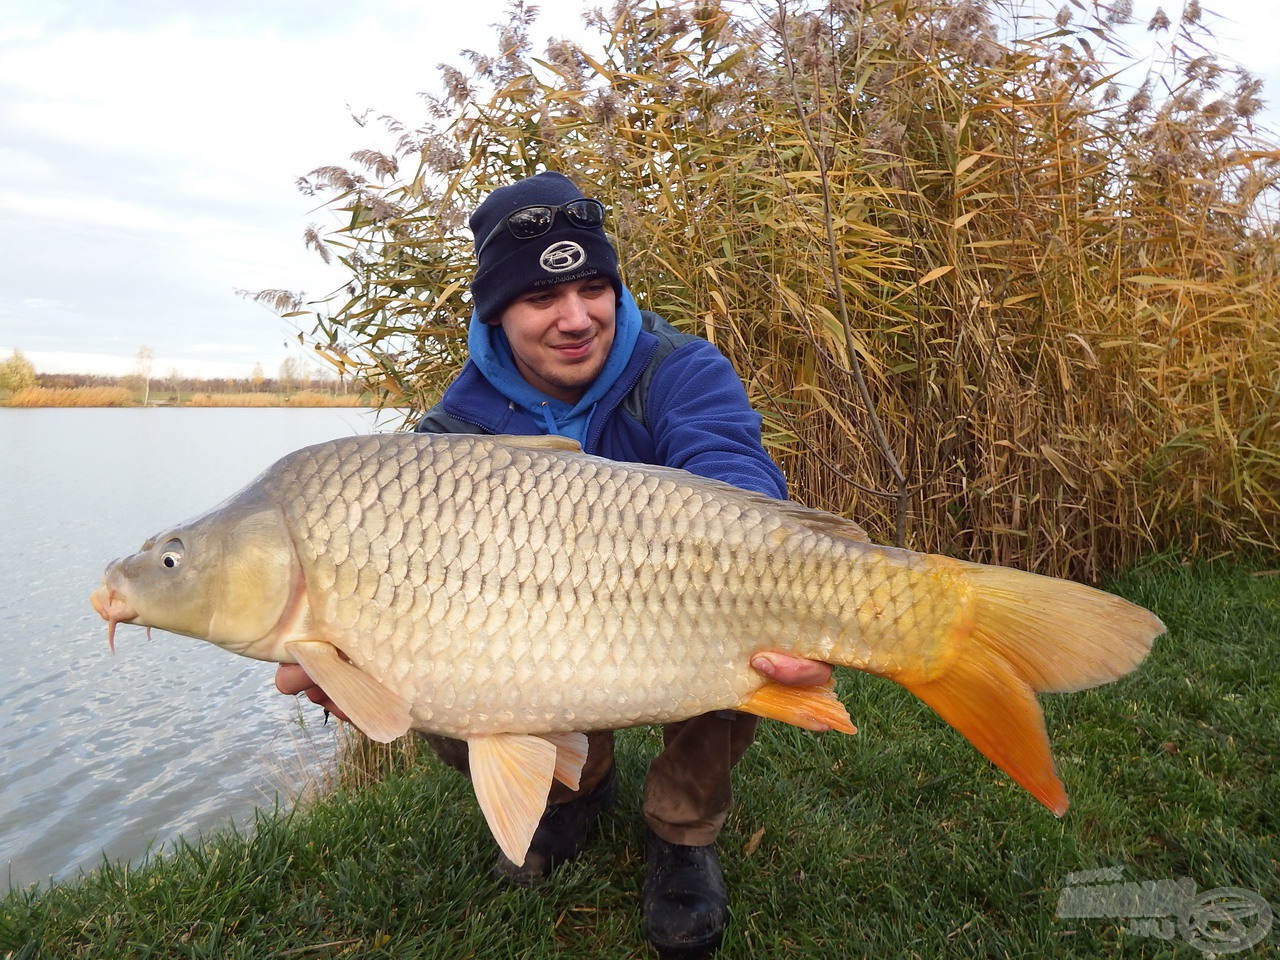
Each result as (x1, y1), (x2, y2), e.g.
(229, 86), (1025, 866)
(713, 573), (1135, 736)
(160, 538), (184, 570)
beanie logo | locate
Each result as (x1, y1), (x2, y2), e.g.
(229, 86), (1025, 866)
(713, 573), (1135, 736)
(539, 240), (587, 274)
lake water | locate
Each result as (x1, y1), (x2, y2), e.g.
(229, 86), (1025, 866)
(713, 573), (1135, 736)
(0, 407), (396, 890)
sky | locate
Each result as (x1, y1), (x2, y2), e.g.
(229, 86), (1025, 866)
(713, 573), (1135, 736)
(1, 0), (1278, 380)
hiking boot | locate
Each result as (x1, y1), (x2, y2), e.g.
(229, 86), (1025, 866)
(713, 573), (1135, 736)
(494, 764), (618, 884)
(642, 828), (729, 959)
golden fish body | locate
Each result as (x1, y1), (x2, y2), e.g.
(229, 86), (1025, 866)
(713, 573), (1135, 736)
(92, 433), (1163, 865)
(279, 435), (961, 734)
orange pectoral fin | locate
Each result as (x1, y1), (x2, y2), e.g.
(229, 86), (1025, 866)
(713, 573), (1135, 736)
(737, 680), (858, 735)
(901, 644), (1068, 816)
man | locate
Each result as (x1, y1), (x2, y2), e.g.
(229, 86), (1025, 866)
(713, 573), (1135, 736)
(276, 171), (831, 958)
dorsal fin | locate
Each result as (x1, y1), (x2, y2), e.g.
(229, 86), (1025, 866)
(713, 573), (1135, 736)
(774, 501), (871, 543)
(492, 435), (582, 453)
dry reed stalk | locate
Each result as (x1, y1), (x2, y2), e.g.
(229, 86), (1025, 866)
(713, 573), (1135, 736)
(281, 0), (1280, 579)
(6, 386), (133, 407)
(187, 393), (280, 407)
(284, 391), (370, 407)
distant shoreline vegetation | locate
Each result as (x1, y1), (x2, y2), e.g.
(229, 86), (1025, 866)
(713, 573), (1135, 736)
(1, 374), (372, 408)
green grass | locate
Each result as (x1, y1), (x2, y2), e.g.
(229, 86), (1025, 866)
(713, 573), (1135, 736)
(3, 558), (1277, 958)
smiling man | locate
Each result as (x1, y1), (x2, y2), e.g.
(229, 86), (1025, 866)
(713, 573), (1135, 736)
(276, 171), (829, 959)
(497, 274), (616, 401)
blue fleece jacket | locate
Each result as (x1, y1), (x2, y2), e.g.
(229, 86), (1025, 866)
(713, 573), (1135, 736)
(417, 291), (786, 500)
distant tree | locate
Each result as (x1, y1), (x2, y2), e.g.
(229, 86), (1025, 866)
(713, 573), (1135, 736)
(251, 362), (266, 389)
(0, 349), (36, 393)
(278, 356), (305, 393)
(136, 346), (154, 406)
(308, 362), (340, 395)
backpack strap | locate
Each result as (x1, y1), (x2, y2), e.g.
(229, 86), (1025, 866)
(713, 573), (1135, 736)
(415, 404), (490, 435)
(621, 311), (700, 429)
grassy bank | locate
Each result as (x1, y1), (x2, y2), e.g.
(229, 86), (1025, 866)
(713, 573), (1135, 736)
(3, 558), (1277, 959)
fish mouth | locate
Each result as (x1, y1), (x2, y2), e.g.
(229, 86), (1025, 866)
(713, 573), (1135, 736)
(89, 583), (139, 655)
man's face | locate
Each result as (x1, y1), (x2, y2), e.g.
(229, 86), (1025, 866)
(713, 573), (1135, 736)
(496, 276), (617, 404)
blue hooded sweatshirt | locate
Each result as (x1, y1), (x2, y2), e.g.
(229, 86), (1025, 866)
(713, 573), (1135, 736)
(418, 290), (786, 500)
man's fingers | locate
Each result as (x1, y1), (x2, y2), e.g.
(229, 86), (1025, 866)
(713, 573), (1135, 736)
(274, 663), (313, 696)
(301, 681), (349, 722)
(276, 663), (352, 722)
(751, 652), (834, 687)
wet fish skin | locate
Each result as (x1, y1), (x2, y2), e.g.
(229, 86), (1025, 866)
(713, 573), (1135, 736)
(91, 432), (1164, 865)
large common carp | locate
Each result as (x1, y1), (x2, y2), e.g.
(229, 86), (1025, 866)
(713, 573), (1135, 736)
(91, 433), (1162, 865)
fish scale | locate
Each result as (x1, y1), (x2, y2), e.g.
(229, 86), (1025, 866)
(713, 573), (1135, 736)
(93, 431), (1163, 865)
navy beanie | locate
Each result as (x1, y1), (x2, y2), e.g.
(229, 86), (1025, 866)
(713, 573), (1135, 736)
(469, 172), (621, 323)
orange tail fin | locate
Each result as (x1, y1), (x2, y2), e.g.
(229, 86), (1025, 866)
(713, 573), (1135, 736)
(897, 562), (1163, 815)
(903, 641), (1067, 813)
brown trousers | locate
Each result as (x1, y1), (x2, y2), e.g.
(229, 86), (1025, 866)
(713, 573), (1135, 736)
(422, 710), (759, 846)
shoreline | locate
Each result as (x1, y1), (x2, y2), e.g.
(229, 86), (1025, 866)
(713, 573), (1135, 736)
(1, 388), (374, 409)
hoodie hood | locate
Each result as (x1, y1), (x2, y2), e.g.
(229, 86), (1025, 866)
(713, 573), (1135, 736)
(466, 285), (643, 445)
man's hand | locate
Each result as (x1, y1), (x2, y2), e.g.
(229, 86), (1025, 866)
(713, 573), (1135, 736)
(275, 663), (349, 722)
(749, 652), (833, 687)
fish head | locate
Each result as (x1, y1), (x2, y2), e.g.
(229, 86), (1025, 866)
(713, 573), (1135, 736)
(91, 499), (301, 659)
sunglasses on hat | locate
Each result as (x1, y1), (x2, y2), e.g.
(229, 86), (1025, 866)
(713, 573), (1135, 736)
(475, 198), (606, 257)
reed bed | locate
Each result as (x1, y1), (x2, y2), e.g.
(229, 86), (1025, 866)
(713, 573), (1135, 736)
(282, 390), (372, 408)
(5, 386), (133, 407)
(184, 391), (280, 407)
(286, 0), (1280, 581)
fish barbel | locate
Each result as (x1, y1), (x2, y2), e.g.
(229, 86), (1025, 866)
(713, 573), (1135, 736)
(90, 433), (1163, 864)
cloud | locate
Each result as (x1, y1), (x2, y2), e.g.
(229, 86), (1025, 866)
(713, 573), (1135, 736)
(0, 0), (593, 375)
